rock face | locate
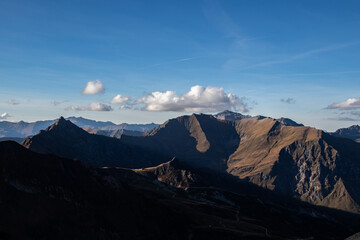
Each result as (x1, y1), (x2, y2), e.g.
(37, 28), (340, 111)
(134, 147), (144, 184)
(125, 114), (360, 214)
(228, 118), (360, 213)
(1, 141), (358, 240)
(331, 125), (360, 143)
(138, 114), (240, 170)
(21, 117), (168, 168)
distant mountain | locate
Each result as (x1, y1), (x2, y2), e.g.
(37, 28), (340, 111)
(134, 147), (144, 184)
(214, 110), (303, 126)
(112, 122), (159, 132)
(276, 117), (304, 126)
(0, 136), (25, 143)
(331, 125), (360, 143)
(0, 120), (55, 138)
(66, 116), (116, 129)
(122, 113), (360, 214)
(1, 141), (358, 239)
(0, 117), (158, 138)
(84, 128), (144, 138)
(213, 110), (251, 121)
(21, 117), (167, 168)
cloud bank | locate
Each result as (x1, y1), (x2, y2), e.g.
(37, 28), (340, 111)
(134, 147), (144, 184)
(137, 85), (249, 113)
(82, 80), (105, 95)
(0, 112), (10, 119)
(66, 102), (113, 111)
(327, 98), (360, 109)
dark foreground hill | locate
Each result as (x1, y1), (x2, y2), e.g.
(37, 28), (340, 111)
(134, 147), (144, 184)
(1, 141), (359, 239)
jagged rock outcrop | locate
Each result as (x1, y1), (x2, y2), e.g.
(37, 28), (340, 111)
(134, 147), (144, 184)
(228, 117), (360, 213)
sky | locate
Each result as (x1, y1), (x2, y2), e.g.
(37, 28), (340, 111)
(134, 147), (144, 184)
(0, 0), (359, 131)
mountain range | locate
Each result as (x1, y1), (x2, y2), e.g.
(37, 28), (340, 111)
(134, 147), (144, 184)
(330, 125), (360, 143)
(21, 117), (168, 168)
(1, 111), (357, 142)
(20, 112), (360, 215)
(2, 110), (360, 239)
(0, 116), (158, 138)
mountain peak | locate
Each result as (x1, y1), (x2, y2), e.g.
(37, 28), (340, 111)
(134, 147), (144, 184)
(276, 117), (304, 127)
(43, 116), (84, 134)
(331, 124), (360, 143)
(214, 110), (250, 121)
(57, 116), (66, 122)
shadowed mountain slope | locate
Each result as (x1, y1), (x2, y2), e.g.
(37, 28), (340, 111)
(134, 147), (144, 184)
(123, 114), (360, 214)
(331, 125), (360, 143)
(21, 117), (168, 168)
(127, 114), (240, 170)
(3, 141), (359, 239)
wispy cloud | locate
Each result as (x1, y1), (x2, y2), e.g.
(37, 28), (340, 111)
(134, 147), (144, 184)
(328, 111), (360, 121)
(82, 80), (105, 95)
(66, 102), (113, 111)
(52, 100), (68, 106)
(149, 57), (194, 68)
(281, 98), (296, 104)
(242, 42), (359, 70)
(7, 99), (19, 105)
(202, 0), (242, 39)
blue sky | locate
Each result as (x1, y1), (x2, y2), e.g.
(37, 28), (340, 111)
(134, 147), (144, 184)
(0, 0), (359, 131)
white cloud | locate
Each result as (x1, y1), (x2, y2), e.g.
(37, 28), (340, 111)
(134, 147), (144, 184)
(66, 102), (113, 111)
(327, 98), (360, 109)
(110, 94), (130, 104)
(0, 112), (10, 119)
(82, 80), (105, 95)
(137, 85), (249, 113)
(7, 99), (19, 105)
